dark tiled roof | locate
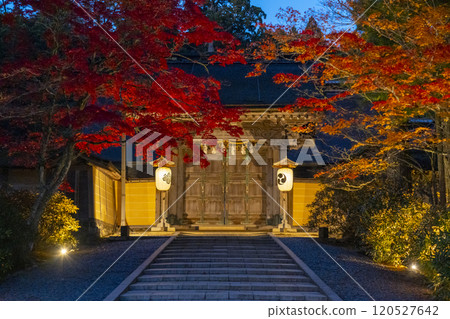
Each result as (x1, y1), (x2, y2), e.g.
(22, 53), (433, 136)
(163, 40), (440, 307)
(171, 61), (313, 107)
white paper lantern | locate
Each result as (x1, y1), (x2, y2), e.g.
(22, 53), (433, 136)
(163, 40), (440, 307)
(155, 167), (172, 191)
(277, 168), (293, 192)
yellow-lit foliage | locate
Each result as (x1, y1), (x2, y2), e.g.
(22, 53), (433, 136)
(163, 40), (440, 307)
(415, 210), (450, 300)
(38, 192), (80, 248)
(364, 194), (430, 266)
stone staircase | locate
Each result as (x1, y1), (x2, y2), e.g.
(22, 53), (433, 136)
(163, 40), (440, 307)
(119, 235), (329, 301)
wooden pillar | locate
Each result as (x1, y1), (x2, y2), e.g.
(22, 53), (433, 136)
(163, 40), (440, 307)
(272, 146), (281, 222)
(245, 150), (250, 224)
(265, 146), (273, 223)
(155, 188), (161, 218)
(168, 147), (185, 224)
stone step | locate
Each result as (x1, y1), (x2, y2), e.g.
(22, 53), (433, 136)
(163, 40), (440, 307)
(173, 238), (273, 240)
(116, 235), (333, 302)
(171, 239), (276, 242)
(169, 246), (279, 249)
(170, 240), (276, 243)
(167, 245), (279, 249)
(154, 257), (294, 263)
(149, 262), (299, 269)
(168, 241), (278, 244)
(196, 225), (247, 231)
(163, 249), (282, 254)
(159, 252), (289, 258)
(120, 290), (328, 301)
(144, 267), (305, 276)
(128, 281), (320, 292)
(174, 238), (271, 240)
(171, 241), (276, 244)
(173, 238), (274, 240)
(167, 245), (282, 252)
(171, 243), (277, 245)
(137, 274), (312, 283)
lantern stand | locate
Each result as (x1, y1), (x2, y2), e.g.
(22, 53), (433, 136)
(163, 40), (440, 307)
(120, 134), (130, 238)
(272, 157), (298, 233)
(151, 157), (176, 232)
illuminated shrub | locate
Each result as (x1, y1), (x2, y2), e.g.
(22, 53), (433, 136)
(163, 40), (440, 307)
(363, 194), (430, 266)
(309, 182), (431, 263)
(308, 186), (381, 241)
(415, 210), (450, 300)
(308, 181), (449, 299)
(0, 188), (80, 279)
(37, 192), (80, 249)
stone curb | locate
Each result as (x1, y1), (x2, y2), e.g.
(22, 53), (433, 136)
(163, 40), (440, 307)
(269, 233), (342, 301)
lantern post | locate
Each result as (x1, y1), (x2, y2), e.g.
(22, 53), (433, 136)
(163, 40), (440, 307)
(273, 158), (298, 233)
(120, 134), (129, 237)
(153, 157), (176, 232)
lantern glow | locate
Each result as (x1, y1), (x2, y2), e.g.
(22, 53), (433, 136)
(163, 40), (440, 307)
(277, 168), (293, 192)
(155, 167), (172, 191)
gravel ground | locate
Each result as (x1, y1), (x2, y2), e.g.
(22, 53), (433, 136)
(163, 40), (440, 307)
(280, 237), (432, 301)
(0, 237), (168, 301)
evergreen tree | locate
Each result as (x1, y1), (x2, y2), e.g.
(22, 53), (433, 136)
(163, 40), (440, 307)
(202, 0), (266, 45)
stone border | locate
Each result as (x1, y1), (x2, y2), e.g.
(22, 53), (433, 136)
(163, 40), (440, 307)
(103, 232), (179, 301)
(269, 233), (342, 301)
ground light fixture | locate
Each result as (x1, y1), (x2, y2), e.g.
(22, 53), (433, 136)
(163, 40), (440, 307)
(60, 248), (68, 256)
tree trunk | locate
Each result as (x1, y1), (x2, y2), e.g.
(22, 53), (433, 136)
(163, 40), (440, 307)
(443, 118), (450, 207)
(27, 144), (74, 252)
(430, 153), (438, 206)
(435, 115), (447, 209)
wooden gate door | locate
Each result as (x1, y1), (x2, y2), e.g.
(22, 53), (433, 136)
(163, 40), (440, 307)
(225, 153), (266, 225)
(184, 145), (266, 225)
(185, 158), (225, 224)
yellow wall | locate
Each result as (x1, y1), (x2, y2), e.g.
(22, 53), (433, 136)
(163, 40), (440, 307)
(93, 167), (117, 226)
(293, 180), (321, 226)
(125, 182), (156, 226)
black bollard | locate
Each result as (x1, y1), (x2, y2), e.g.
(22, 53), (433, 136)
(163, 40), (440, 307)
(319, 227), (329, 239)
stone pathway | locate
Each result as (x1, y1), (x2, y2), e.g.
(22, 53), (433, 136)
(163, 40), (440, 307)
(117, 235), (336, 301)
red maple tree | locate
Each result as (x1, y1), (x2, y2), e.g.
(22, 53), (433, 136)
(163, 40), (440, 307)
(0, 0), (244, 239)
